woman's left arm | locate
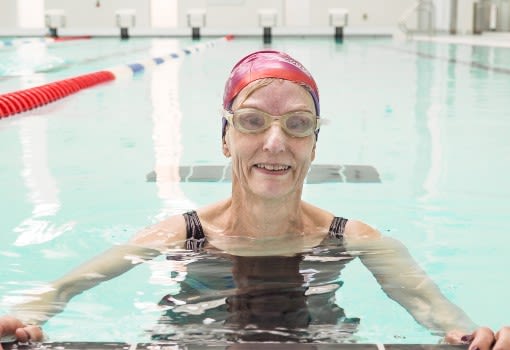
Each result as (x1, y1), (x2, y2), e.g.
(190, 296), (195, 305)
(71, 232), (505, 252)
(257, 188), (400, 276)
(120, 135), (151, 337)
(344, 220), (506, 349)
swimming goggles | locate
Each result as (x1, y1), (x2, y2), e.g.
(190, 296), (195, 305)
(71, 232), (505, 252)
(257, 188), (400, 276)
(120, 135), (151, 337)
(223, 108), (320, 138)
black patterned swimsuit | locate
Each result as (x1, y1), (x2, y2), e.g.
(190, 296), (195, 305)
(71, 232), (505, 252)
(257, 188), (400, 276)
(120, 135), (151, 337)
(183, 210), (348, 251)
(153, 211), (357, 342)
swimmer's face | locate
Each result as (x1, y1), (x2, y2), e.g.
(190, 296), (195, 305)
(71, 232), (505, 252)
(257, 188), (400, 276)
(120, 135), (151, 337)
(223, 80), (316, 199)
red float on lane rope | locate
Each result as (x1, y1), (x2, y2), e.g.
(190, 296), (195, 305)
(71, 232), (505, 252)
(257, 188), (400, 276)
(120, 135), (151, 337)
(0, 70), (115, 119)
(0, 35), (232, 119)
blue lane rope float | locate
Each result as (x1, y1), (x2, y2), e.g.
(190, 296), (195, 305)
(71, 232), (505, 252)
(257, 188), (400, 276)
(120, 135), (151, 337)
(105, 34), (234, 78)
(0, 35), (234, 119)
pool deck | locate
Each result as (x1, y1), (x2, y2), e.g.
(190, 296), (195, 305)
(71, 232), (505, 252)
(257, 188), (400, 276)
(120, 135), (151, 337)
(411, 32), (510, 48)
(2, 342), (467, 350)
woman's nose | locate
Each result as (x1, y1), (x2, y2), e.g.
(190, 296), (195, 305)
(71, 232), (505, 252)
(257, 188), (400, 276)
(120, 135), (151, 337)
(262, 124), (286, 153)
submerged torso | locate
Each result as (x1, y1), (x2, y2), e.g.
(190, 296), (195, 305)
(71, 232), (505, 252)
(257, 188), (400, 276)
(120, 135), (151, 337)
(151, 211), (359, 343)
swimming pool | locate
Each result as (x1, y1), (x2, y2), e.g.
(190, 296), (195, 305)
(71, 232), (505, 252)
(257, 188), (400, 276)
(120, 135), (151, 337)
(1, 35), (509, 345)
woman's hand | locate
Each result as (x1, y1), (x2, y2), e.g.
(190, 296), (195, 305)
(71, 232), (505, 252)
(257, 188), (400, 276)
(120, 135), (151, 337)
(447, 326), (510, 350)
(494, 327), (510, 350)
(0, 316), (43, 349)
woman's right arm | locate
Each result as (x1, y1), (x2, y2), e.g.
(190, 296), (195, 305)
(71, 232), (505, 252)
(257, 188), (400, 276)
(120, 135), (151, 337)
(0, 215), (186, 346)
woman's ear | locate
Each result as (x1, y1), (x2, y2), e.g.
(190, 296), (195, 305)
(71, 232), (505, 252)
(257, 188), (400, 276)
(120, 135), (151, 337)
(222, 137), (231, 157)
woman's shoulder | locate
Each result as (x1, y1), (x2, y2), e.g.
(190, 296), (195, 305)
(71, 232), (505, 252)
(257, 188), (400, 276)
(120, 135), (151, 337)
(128, 213), (188, 250)
(301, 203), (380, 240)
(343, 219), (381, 241)
(300, 201), (335, 228)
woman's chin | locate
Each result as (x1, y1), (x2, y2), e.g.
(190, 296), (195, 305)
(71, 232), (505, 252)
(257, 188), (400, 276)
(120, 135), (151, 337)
(250, 183), (294, 200)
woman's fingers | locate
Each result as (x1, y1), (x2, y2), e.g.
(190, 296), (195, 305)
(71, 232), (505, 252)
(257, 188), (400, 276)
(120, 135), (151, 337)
(0, 316), (23, 350)
(0, 316), (25, 337)
(445, 329), (470, 344)
(468, 326), (495, 350)
(493, 326), (510, 350)
(14, 325), (44, 342)
(0, 316), (43, 350)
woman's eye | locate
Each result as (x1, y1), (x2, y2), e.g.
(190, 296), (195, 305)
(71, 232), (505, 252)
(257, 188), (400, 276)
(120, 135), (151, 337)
(241, 113), (265, 128)
(287, 115), (312, 131)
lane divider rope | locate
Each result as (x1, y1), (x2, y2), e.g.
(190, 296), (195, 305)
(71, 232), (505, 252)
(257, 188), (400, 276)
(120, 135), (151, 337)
(0, 35), (234, 119)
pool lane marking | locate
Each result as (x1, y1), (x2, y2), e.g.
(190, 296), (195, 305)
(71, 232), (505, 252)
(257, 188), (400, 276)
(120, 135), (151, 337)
(219, 163), (231, 182)
(148, 164), (381, 183)
(184, 165), (194, 182)
(338, 164), (347, 182)
(0, 35), (235, 119)
(384, 45), (510, 75)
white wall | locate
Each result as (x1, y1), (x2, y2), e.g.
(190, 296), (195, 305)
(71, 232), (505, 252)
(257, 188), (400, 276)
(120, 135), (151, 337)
(151, 0), (178, 28)
(284, 0), (310, 27)
(177, 0), (285, 29)
(1, 0), (502, 36)
(308, 0), (411, 27)
(18, 0), (45, 28)
(497, 0), (510, 30)
(44, 0), (151, 29)
(458, 0), (476, 34)
(178, 0), (411, 34)
(0, 1), (20, 29)
(434, 0), (451, 31)
(0, 0), (152, 35)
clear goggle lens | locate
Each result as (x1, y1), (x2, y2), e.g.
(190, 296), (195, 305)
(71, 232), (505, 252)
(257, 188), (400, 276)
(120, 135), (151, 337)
(225, 108), (319, 137)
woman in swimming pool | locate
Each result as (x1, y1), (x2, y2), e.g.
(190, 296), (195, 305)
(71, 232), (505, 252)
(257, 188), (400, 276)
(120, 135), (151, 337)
(1, 50), (509, 349)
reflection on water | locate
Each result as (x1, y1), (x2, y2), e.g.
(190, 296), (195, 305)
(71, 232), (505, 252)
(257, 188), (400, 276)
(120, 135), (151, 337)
(4, 232), (470, 344)
(14, 116), (76, 246)
(150, 237), (359, 344)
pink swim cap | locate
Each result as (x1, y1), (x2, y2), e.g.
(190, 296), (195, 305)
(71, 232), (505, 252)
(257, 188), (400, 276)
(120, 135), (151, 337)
(223, 50), (320, 115)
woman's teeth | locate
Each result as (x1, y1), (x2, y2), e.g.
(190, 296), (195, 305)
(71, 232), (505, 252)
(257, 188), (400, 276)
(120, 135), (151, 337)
(256, 164), (290, 171)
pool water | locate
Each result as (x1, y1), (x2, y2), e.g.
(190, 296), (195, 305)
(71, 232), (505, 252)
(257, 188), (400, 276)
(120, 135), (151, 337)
(1, 36), (509, 344)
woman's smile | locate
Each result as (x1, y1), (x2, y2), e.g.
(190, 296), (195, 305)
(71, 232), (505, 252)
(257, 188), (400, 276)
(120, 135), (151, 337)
(254, 163), (292, 175)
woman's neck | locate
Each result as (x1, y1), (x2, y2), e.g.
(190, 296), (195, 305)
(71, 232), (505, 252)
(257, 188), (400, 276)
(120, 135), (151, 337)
(226, 188), (305, 237)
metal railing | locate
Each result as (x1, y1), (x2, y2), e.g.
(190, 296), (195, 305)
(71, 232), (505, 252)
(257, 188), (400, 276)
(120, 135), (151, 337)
(473, 1), (501, 33)
(397, 0), (436, 38)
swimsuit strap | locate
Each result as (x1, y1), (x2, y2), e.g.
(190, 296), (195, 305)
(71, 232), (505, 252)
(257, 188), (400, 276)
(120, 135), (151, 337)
(328, 216), (348, 239)
(183, 210), (206, 251)
(183, 211), (347, 249)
